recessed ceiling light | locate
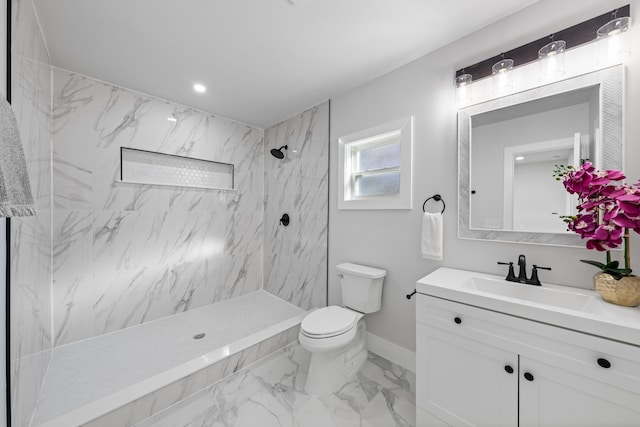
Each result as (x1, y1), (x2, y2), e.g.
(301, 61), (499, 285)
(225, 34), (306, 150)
(515, 156), (525, 161)
(193, 83), (206, 93)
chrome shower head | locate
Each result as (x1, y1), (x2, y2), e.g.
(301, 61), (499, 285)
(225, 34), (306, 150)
(270, 145), (288, 159)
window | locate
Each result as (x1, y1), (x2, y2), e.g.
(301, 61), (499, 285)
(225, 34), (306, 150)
(338, 117), (413, 209)
(347, 131), (401, 198)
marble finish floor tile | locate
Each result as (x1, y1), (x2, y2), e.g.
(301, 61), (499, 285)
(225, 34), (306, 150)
(141, 345), (415, 427)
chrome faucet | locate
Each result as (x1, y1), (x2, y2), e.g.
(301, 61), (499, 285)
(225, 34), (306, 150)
(498, 255), (551, 286)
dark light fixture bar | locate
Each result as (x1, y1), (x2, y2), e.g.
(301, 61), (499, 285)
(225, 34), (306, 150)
(455, 4), (630, 81)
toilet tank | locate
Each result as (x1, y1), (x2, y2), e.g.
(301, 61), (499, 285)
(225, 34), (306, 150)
(337, 263), (387, 313)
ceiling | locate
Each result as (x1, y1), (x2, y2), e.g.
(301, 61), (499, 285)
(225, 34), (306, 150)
(33, 0), (539, 128)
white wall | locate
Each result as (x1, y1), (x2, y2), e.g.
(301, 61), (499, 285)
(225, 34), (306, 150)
(329, 0), (640, 353)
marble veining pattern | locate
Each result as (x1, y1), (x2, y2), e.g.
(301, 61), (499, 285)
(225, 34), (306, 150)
(11, 0), (49, 64)
(137, 345), (415, 427)
(33, 291), (305, 425)
(10, 2), (54, 427)
(12, 53), (51, 210)
(52, 72), (94, 210)
(264, 103), (329, 310)
(83, 327), (301, 427)
(51, 67), (265, 345)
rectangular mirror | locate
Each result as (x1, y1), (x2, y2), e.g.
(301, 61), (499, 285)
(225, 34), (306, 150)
(458, 65), (623, 246)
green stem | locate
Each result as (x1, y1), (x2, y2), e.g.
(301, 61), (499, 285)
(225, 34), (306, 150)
(606, 250), (611, 265)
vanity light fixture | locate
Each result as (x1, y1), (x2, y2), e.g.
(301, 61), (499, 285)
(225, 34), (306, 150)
(491, 57), (514, 95)
(454, 5), (629, 101)
(193, 83), (207, 93)
(455, 73), (473, 106)
(538, 37), (566, 82)
(597, 12), (631, 65)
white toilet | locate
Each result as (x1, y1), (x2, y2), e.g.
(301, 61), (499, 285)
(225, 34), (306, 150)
(299, 262), (386, 396)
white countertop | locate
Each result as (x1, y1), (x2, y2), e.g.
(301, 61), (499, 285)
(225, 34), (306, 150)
(417, 267), (640, 346)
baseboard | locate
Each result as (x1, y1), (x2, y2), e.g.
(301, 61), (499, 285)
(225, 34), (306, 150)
(366, 332), (416, 373)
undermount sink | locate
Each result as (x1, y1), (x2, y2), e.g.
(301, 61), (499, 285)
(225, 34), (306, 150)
(461, 276), (594, 312)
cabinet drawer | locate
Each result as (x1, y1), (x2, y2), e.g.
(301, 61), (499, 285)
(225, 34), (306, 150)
(416, 293), (525, 350)
(417, 294), (640, 395)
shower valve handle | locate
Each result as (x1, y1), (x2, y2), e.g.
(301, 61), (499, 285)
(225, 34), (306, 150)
(279, 213), (290, 226)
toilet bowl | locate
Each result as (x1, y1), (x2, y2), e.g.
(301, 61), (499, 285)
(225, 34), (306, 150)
(299, 306), (367, 396)
(298, 263), (386, 396)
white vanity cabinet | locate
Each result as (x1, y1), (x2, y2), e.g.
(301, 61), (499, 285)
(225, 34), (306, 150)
(416, 294), (640, 427)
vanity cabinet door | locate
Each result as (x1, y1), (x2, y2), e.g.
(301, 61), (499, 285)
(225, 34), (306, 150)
(519, 356), (640, 427)
(417, 323), (518, 427)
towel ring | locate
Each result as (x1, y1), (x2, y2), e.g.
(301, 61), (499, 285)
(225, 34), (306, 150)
(423, 194), (445, 214)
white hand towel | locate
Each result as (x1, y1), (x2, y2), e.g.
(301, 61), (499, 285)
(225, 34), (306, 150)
(421, 212), (443, 260)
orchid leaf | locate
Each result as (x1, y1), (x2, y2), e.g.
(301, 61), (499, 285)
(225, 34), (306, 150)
(580, 259), (633, 279)
(604, 261), (620, 269)
(604, 268), (632, 280)
(580, 260), (606, 269)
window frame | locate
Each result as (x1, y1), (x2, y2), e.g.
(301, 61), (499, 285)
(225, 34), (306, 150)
(338, 116), (413, 210)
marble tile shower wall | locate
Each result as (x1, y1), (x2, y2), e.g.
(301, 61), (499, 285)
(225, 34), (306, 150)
(10, 0), (53, 425)
(52, 67), (265, 346)
(263, 102), (329, 310)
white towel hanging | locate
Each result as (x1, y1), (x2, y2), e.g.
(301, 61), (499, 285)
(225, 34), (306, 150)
(421, 212), (443, 260)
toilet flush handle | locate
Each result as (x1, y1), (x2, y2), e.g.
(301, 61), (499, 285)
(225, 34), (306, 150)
(337, 273), (344, 278)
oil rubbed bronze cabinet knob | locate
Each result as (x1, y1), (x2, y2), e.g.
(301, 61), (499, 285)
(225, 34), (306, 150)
(454, 317), (462, 324)
(524, 372), (534, 382)
(597, 358), (611, 369)
(504, 365), (514, 374)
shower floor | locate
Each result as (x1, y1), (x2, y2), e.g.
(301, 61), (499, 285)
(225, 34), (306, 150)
(32, 291), (306, 427)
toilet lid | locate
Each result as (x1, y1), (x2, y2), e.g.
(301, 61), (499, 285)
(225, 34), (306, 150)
(301, 306), (358, 337)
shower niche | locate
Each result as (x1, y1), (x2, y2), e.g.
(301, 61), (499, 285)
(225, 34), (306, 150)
(120, 147), (235, 190)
